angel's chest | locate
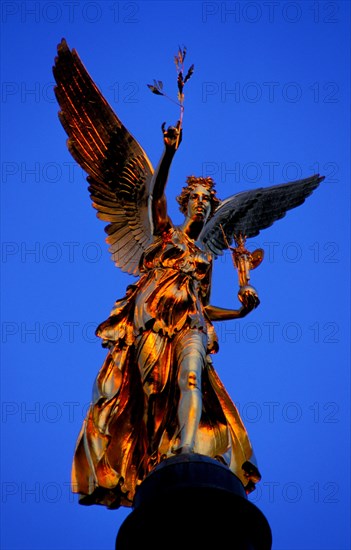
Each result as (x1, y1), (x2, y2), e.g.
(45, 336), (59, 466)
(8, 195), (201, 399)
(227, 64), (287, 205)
(143, 231), (212, 278)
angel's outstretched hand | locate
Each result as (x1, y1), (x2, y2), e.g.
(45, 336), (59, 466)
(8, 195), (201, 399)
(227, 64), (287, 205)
(161, 120), (182, 151)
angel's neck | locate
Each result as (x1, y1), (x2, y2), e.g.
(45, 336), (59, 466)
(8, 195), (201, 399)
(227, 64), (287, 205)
(181, 218), (204, 240)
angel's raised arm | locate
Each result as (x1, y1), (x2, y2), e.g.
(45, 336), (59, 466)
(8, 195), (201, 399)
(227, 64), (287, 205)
(150, 122), (182, 235)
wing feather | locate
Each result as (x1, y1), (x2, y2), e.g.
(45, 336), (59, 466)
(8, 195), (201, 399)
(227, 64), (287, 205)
(200, 174), (325, 256)
(53, 38), (154, 275)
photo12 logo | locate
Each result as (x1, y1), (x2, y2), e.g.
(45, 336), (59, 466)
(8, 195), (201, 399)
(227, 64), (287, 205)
(1, 2), (140, 24)
(201, 2), (340, 24)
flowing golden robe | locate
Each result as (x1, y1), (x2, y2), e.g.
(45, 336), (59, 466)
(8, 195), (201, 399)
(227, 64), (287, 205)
(72, 227), (260, 508)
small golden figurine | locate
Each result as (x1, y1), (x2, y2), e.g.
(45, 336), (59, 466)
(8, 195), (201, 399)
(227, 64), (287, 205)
(53, 39), (324, 509)
(220, 230), (264, 308)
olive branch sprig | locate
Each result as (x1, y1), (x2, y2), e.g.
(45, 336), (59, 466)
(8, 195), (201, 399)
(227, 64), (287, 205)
(147, 46), (194, 128)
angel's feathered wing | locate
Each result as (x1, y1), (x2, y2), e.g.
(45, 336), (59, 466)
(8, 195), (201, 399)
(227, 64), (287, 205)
(199, 175), (325, 256)
(53, 38), (154, 275)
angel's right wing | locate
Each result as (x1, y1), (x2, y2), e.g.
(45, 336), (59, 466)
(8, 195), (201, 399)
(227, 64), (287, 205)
(53, 38), (154, 276)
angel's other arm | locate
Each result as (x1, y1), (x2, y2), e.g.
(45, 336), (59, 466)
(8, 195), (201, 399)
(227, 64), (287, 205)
(205, 287), (260, 320)
(151, 122), (182, 235)
(205, 305), (251, 320)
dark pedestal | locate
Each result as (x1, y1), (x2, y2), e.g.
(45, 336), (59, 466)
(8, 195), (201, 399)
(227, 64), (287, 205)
(116, 454), (272, 550)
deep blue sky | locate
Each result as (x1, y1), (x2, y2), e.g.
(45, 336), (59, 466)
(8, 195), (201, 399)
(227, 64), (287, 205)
(1, 2), (350, 549)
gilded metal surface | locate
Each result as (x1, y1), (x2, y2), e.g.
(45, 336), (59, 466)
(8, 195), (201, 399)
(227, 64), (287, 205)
(53, 39), (325, 509)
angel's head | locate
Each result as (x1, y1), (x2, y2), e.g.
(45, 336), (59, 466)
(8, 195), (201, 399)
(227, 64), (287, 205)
(176, 176), (220, 223)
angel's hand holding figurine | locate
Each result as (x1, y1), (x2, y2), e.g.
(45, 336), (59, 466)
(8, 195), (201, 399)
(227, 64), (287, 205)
(238, 285), (260, 316)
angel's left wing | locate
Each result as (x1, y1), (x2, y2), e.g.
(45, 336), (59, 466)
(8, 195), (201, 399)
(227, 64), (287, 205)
(53, 38), (154, 276)
(199, 174), (325, 256)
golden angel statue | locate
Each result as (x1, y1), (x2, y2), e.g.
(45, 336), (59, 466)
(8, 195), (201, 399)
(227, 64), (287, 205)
(53, 39), (324, 509)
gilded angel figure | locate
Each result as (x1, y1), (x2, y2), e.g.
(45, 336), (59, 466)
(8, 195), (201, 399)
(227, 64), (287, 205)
(53, 39), (324, 509)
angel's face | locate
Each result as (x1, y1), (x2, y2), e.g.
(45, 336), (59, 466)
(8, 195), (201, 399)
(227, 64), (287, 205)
(186, 185), (212, 223)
